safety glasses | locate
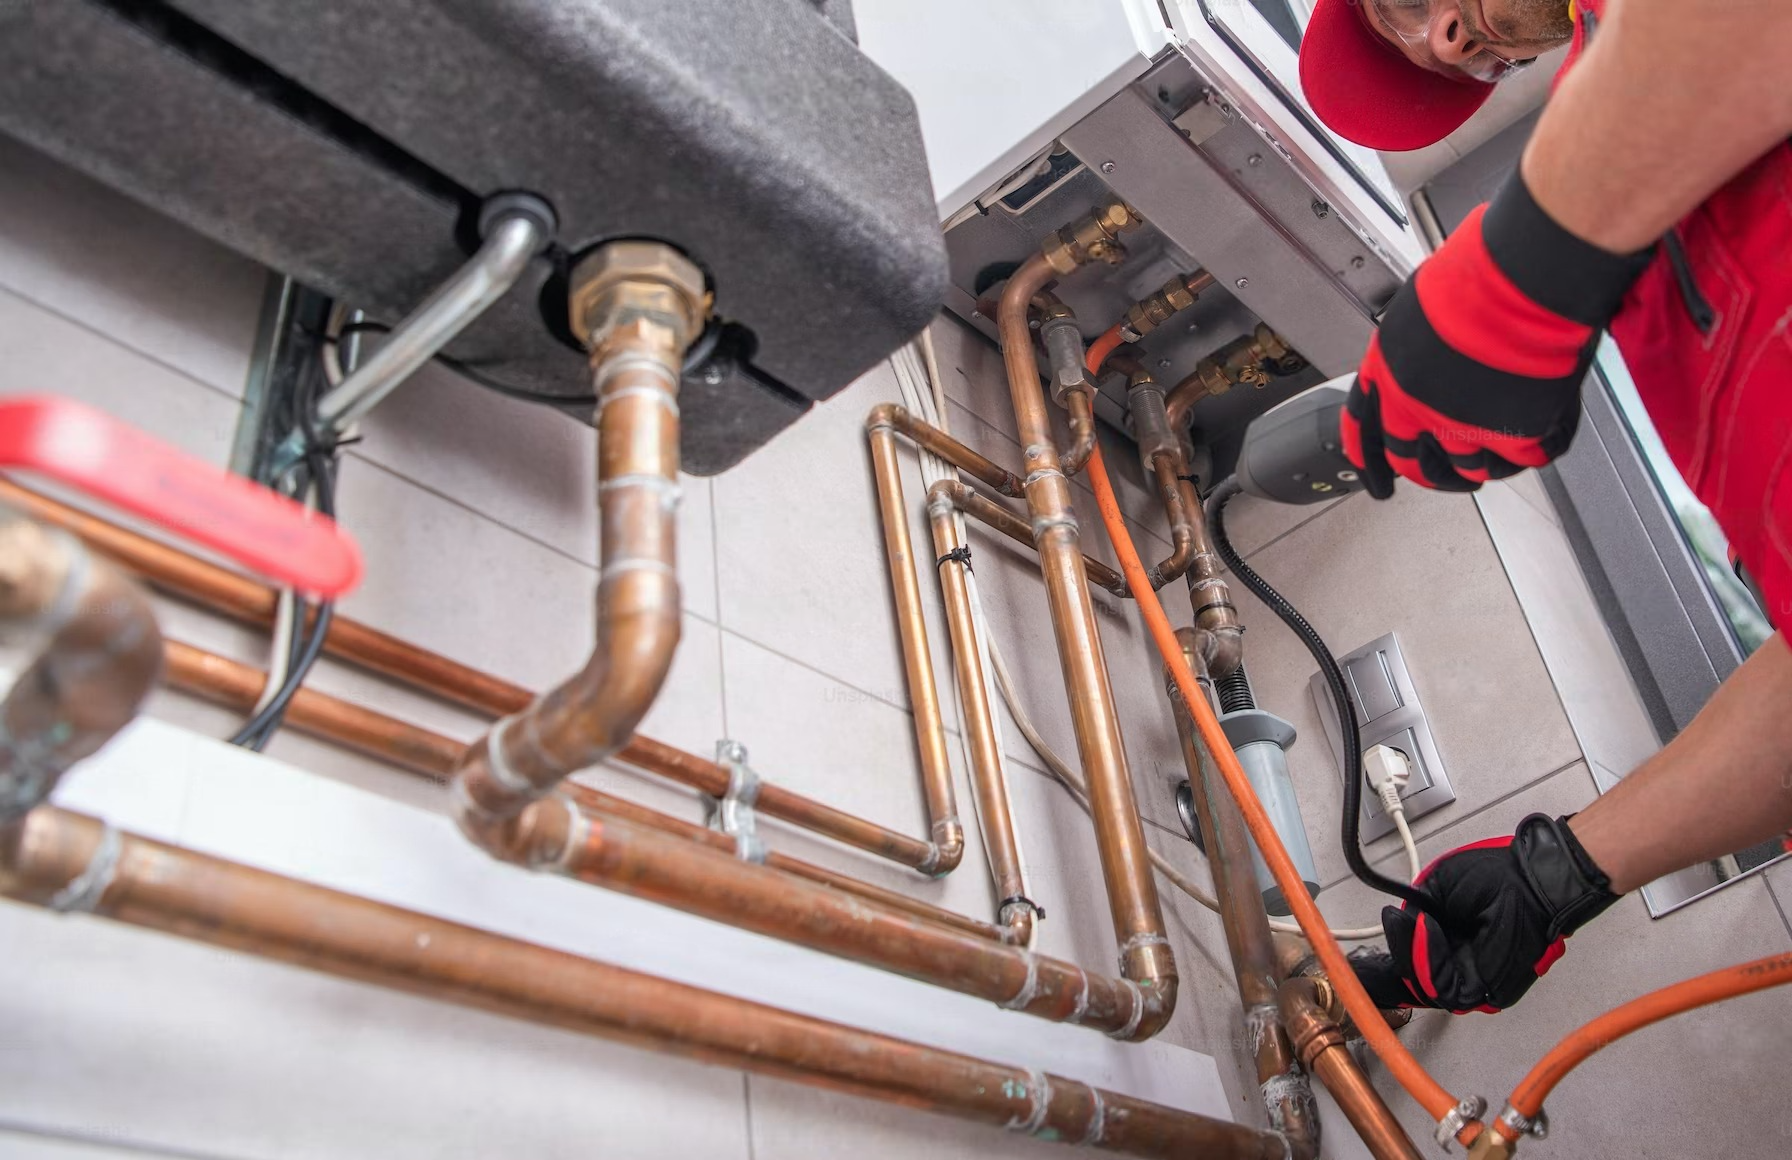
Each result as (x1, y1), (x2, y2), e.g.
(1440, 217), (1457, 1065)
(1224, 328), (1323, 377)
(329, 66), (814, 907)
(1365, 0), (1538, 84)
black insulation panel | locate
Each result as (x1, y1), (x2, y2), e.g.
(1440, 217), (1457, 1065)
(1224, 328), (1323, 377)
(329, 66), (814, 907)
(0, 0), (947, 473)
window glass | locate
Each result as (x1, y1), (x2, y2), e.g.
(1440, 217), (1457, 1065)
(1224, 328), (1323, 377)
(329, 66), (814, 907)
(1596, 340), (1773, 654)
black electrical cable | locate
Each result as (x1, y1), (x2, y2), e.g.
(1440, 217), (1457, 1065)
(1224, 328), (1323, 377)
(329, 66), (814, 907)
(1205, 475), (1451, 926)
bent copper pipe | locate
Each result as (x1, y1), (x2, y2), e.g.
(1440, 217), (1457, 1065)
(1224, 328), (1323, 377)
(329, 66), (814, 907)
(1059, 388), (1099, 477)
(1178, 480), (1243, 680)
(0, 808), (1286, 1160)
(865, 411), (966, 877)
(158, 639), (1003, 944)
(922, 487), (1037, 945)
(0, 515), (161, 825)
(999, 251), (1175, 1020)
(1167, 628), (1319, 1160)
(453, 245), (703, 854)
(865, 404), (1024, 498)
(1280, 978), (1423, 1160)
(928, 480), (1129, 599)
(0, 480), (940, 873)
(555, 804), (1169, 1039)
(1147, 455), (1198, 591)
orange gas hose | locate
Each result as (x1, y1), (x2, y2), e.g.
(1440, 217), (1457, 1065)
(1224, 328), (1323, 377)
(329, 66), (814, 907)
(1082, 443), (1476, 1144)
(1496, 951), (1792, 1141)
(1086, 324), (1127, 375)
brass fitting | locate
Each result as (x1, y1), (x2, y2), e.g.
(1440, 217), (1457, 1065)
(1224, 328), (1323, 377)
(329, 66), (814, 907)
(568, 241), (709, 355)
(1040, 201), (1141, 275)
(1182, 323), (1298, 398)
(1466, 1130), (1519, 1160)
(1125, 270), (1212, 338)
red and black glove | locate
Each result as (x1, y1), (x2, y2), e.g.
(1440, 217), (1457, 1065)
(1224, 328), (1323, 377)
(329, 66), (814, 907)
(1352, 814), (1620, 1013)
(1342, 170), (1655, 497)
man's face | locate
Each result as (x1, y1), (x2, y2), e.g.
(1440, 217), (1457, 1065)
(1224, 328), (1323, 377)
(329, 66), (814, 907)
(1361, 0), (1574, 82)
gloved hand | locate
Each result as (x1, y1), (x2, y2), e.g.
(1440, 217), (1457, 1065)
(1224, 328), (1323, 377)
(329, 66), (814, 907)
(1353, 814), (1620, 1013)
(1341, 169), (1655, 497)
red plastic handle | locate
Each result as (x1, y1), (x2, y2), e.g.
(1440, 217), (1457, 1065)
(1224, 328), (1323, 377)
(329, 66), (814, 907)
(0, 396), (362, 598)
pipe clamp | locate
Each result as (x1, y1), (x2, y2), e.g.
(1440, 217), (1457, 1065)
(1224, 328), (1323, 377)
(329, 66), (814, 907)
(1497, 1104), (1547, 1140)
(49, 824), (123, 914)
(707, 739), (766, 863)
(1435, 1096), (1487, 1150)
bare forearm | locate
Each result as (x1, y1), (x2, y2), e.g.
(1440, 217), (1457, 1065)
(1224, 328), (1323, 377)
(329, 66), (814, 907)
(1570, 635), (1792, 894)
(1522, 0), (1792, 253)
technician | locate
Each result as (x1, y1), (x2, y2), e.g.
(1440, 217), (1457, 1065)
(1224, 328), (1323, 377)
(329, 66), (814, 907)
(1297, 0), (1792, 1013)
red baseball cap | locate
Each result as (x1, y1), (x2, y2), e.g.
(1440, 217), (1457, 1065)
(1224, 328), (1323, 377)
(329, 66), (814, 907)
(1299, 0), (1493, 151)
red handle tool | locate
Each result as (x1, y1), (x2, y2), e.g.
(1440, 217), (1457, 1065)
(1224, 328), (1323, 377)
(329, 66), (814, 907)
(0, 396), (362, 598)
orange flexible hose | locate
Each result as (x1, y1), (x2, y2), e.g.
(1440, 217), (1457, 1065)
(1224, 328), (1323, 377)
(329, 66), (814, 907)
(1082, 443), (1476, 1144)
(1086, 324), (1127, 375)
(1497, 951), (1792, 1140)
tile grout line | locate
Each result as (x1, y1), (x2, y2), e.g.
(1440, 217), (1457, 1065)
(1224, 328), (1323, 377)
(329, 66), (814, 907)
(1319, 757), (1591, 889)
(342, 450), (604, 573)
(715, 625), (961, 736)
(740, 1073), (757, 1160)
(1764, 873), (1792, 945)
(710, 478), (731, 738)
(1235, 493), (1358, 565)
(0, 282), (248, 408)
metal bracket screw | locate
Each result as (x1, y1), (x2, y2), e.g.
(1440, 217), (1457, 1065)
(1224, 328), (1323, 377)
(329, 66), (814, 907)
(708, 739), (767, 864)
(1100, 160), (1117, 174)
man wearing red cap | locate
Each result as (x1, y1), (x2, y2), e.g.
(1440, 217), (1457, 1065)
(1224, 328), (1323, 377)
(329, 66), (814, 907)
(1296, 0), (1792, 1016)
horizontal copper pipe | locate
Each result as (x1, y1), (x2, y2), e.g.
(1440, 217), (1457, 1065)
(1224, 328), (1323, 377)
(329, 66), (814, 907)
(158, 639), (1003, 944)
(866, 403), (1024, 498)
(928, 479), (1129, 599)
(0, 480), (936, 872)
(560, 803), (1166, 1039)
(1281, 978), (1422, 1160)
(0, 807), (1284, 1160)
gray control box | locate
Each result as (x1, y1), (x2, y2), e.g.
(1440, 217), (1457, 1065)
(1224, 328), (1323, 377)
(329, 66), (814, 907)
(1308, 632), (1455, 842)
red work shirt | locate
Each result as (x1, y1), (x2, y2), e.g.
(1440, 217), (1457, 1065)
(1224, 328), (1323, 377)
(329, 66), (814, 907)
(1564, 0), (1792, 636)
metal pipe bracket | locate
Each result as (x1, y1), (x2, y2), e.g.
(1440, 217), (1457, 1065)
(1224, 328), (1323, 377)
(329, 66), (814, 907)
(707, 739), (767, 864)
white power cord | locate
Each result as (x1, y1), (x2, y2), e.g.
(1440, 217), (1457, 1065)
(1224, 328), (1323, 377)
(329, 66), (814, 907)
(1364, 744), (1425, 884)
(905, 330), (1388, 942)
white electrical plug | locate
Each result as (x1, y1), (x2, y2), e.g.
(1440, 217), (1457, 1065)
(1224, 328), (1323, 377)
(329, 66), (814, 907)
(1363, 743), (1412, 816)
(1364, 744), (1423, 882)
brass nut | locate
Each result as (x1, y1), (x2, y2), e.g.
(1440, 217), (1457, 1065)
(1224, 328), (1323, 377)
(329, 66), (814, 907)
(1254, 323), (1292, 362)
(1096, 201), (1141, 234)
(568, 241), (707, 351)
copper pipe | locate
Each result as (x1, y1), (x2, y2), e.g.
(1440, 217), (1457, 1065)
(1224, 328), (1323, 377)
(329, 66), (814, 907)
(1060, 388), (1098, 477)
(0, 807), (1286, 1160)
(922, 488), (1035, 945)
(867, 404), (1024, 498)
(998, 250), (1174, 1021)
(928, 480), (1129, 599)
(1178, 479), (1243, 680)
(1281, 978), (1423, 1160)
(451, 245), (703, 855)
(559, 804), (1168, 1038)
(0, 478), (531, 719)
(160, 638), (1005, 944)
(0, 515), (162, 825)
(1147, 455), (1197, 590)
(1168, 629), (1318, 1160)
(0, 480), (939, 873)
(865, 413), (966, 877)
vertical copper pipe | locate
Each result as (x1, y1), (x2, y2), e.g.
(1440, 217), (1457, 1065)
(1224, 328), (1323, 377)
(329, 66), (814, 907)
(864, 413), (966, 876)
(922, 487), (1035, 945)
(998, 253), (1174, 1018)
(453, 246), (703, 856)
(1168, 629), (1318, 1160)
(0, 808), (1286, 1160)
(159, 638), (1006, 943)
(1280, 978), (1423, 1160)
(0, 516), (162, 826)
(1147, 454), (1197, 590)
(561, 806), (1165, 1037)
(1060, 389), (1098, 476)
